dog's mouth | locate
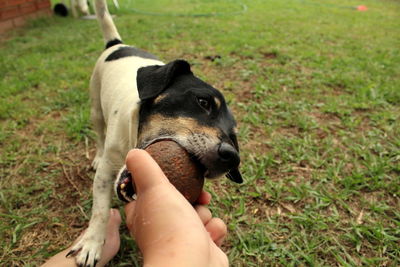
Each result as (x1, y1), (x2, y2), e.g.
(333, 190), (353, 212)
(115, 138), (206, 203)
(116, 137), (241, 202)
(115, 168), (136, 202)
(139, 137), (240, 180)
(140, 138), (208, 176)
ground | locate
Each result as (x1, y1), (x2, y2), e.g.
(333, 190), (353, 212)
(0, 0), (399, 266)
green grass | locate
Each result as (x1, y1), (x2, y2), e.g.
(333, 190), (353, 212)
(1, 0), (400, 266)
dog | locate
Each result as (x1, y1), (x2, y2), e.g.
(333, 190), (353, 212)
(70, 0), (90, 17)
(67, 0), (242, 265)
(69, 0), (119, 18)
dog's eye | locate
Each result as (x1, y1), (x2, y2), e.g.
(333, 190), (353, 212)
(197, 97), (211, 113)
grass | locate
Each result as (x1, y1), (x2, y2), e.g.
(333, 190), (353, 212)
(1, 0), (399, 266)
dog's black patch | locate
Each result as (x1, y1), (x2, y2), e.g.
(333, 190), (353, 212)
(105, 46), (159, 61)
(105, 39), (123, 49)
(137, 60), (191, 100)
(53, 3), (68, 17)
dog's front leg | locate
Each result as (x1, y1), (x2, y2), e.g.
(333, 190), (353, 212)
(68, 157), (115, 267)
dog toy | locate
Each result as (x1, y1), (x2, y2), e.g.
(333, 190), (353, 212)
(116, 140), (205, 204)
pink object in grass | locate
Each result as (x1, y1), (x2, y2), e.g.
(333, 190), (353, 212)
(356, 5), (368, 11)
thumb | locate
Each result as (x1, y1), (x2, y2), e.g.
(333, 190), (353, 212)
(125, 149), (170, 195)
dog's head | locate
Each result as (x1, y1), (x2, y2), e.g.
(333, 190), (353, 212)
(135, 59), (242, 183)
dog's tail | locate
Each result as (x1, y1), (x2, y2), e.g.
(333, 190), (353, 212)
(95, 0), (122, 49)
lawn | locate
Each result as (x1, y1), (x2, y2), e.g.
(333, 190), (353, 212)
(1, 0), (399, 266)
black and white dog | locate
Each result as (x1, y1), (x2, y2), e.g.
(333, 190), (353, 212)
(67, 0), (242, 265)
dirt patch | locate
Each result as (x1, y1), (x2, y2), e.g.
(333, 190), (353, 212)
(261, 51), (278, 59)
(242, 138), (271, 155)
(310, 111), (341, 125)
(273, 126), (300, 137)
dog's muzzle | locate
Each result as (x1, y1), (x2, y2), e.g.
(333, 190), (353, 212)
(218, 142), (240, 170)
(201, 142), (241, 182)
(135, 137), (243, 184)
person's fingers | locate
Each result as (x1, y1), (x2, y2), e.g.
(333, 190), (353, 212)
(125, 149), (169, 194)
(196, 190), (212, 205)
(97, 209), (122, 267)
(205, 218), (227, 247)
(195, 205), (212, 225)
(124, 201), (137, 230)
(107, 209), (122, 232)
(104, 209), (121, 248)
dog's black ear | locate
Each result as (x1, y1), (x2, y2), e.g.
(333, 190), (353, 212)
(137, 60), (192, 100)
(226, 168), (243, 184)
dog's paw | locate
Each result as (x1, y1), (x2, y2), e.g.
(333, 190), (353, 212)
(91, 155), (102, 170)
(67, 232), (104, 267)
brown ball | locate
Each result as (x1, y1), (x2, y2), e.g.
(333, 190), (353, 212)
(145, 140), (205, 204)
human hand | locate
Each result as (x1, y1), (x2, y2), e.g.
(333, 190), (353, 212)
(124, 149), (229, 267)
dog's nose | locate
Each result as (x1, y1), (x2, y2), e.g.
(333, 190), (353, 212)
(218, 143), (240, 168)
